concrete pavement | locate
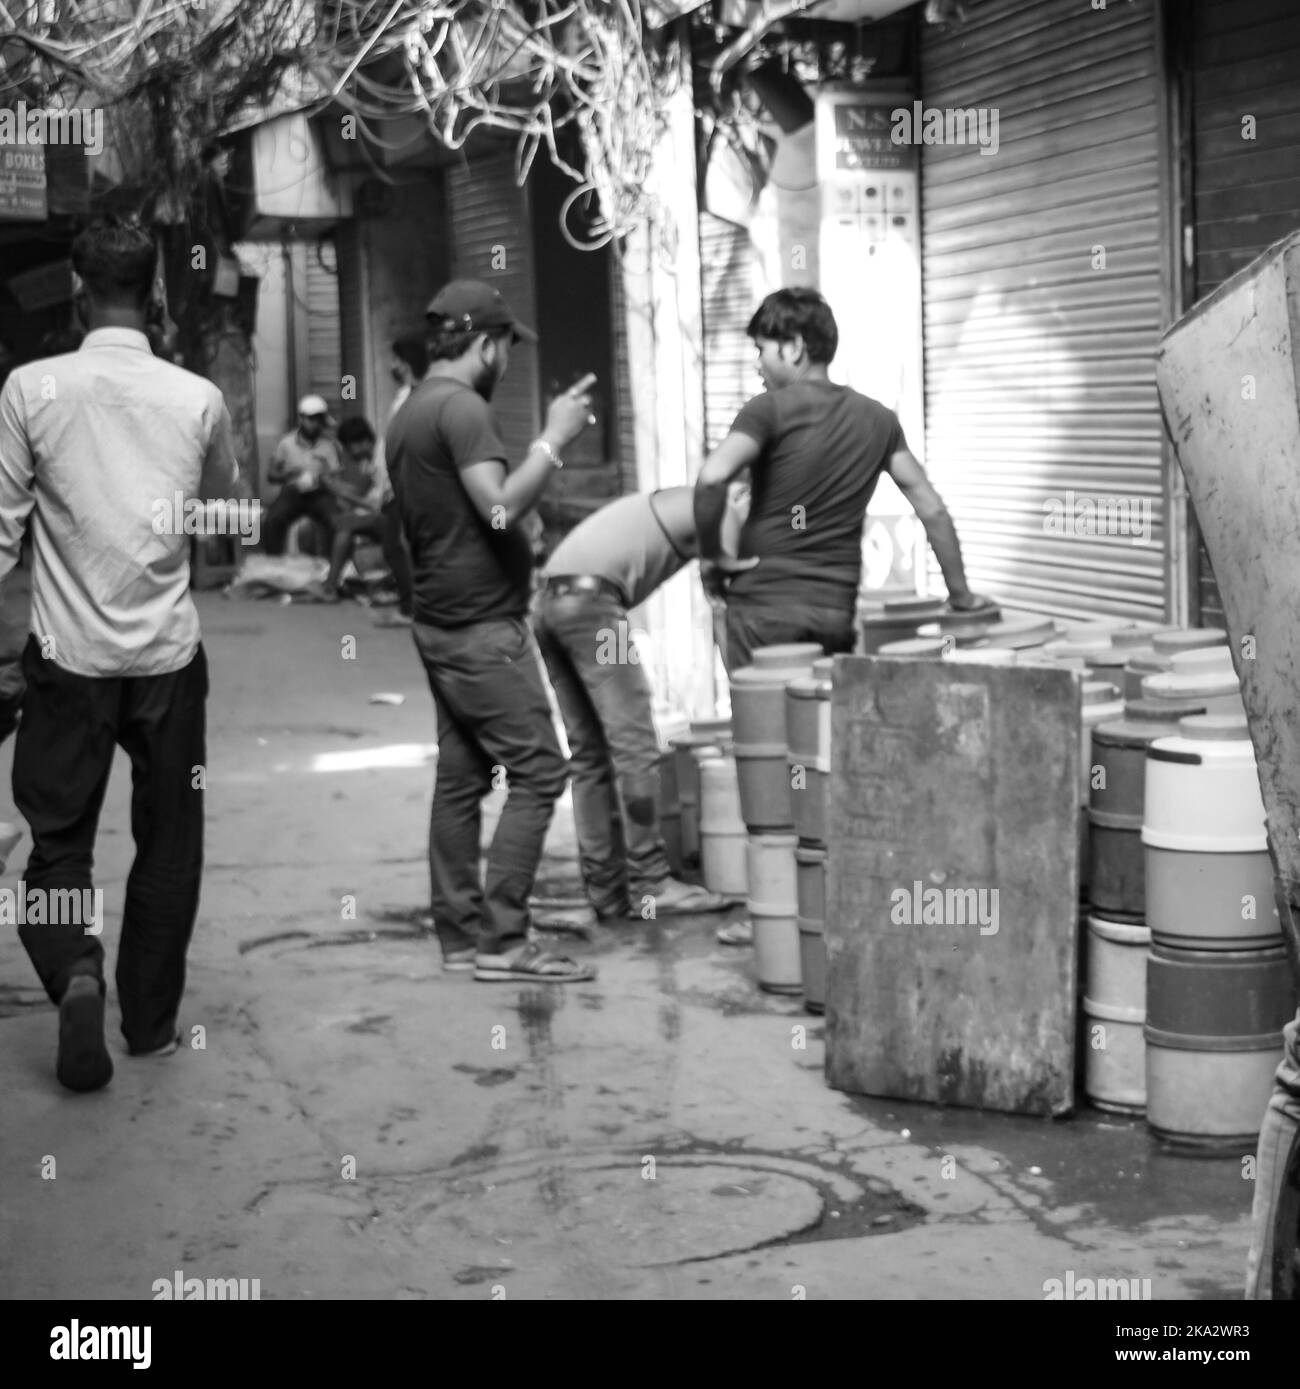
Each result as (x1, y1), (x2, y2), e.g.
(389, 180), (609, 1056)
(0, 595), (1257, 1299)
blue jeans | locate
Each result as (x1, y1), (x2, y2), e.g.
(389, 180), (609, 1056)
(411, 617), (567, 955)
(534, 590), (672, 915)
(1245, 1008), (1300, 1298)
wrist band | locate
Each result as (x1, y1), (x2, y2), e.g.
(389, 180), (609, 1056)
(532, 439), (563, 469)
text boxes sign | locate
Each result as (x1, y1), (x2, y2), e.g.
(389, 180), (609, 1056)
(0, 144), (47, 222)
(825, 656), (1082, 1116)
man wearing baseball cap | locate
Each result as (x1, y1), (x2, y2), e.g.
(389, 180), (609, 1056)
(263, 394), (345, 556)
(390, 279), (598, 982)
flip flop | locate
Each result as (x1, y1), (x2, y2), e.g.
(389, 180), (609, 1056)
(716, 919), (754, 946)
(474, 941), (596, 983)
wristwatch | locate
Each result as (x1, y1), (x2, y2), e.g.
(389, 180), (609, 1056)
(531, 438), (563, 469)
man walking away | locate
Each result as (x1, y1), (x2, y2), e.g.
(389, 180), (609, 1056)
(373, 334), (427, 627)
(390, 279), (598, 983)
(694, 287), (989, 673)
(534, 486), (730, 924)
(262, 394), (343, 557)
(0, 215), (240, 1092)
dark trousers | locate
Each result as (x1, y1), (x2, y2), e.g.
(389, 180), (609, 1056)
(262, 487), (339, 557)
(326, 509), (387, 590)
(723, 598), (856, 674)
(412, 617), (567, 955)
(534, 590), (672, 914)
(381, 498), (413, 615)
(11, 639), (208, 1053)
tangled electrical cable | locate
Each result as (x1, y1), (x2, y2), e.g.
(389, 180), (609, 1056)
(1, 0), (679, 249)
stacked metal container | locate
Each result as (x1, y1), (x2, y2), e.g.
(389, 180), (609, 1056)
(786, 656), (835, 1014)
(1142, 707), (1297, 1149)
(730, 644), (822, 994)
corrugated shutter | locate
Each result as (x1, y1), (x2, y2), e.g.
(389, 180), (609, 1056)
(920, 0), (1166, 621)
(700, 212), (756, 450)
(1190, 0), (1300, 625)
(305, 238), (341, 413)
(447, 156), (540, 462)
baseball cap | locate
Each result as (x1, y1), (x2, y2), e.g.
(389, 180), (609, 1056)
(298, 394), (330, 418)
(425, 279), (538, 344)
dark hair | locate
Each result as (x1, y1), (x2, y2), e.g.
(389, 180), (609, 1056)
(392, 332), (428, 378)
(337, 417), (376, 448)
(747, 288), (838, 365)
(426, 323), (511, 363)
(71, 215), (157, 307)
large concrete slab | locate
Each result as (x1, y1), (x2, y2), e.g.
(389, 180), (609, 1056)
(825, 656), (1081, 1116)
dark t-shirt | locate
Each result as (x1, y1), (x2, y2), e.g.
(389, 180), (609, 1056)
(726, 381), (905, 605)
(388, 378), (532, 627)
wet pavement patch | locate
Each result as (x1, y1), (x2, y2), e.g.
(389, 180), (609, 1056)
(452, 1064), (517, 1088)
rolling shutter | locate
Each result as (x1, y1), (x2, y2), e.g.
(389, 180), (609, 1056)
(920, 0), (1166, 621)
(305, 238), (342, 414)
(1189, 0), (1300, 625)
(447, 156), (540, 462)
(700, 211), (756, 450)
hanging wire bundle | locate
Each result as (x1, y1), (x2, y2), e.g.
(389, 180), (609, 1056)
(0, 0), (680, 247)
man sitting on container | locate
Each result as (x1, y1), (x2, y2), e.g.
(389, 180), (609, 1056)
(534, 486), (732, 923)
(318, 417), (388, 601)
(263, 394), (344, 557)
(693, 287), (988, 673)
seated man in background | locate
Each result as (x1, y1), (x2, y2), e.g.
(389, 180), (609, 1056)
(320, 417), (386, 601)
(263, 395), (343, 557)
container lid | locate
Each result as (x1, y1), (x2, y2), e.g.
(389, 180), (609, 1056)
(795, 845), (829, 864)
(1094, 715), (1187, 747)
(1049, 628), (1114, 652)
(1150, 627), (1229, 655)
(689, 718), (732, 736)
(1084, 649), (1130, 670)
(859, 585), (920, 609)
(748, 831), (799, 847)
(1142, 670), (1240, 700)
(671, 730), (727, 748)
(731, 665), (812, 687)
(786, 675), (827, 699)
(877, 637), (947, 657)
(1111, 627), (1162, 650)
(751, 643), (823, 669)
(1125, 649), (1172, 674)
(973, 615), (1057, 647)
(1044, 636), (1113, 656)
(1124, 696), (1209, 722)
(812, 656), (835, 679)
(1170, 645), (1235, 673)
(1177, 712), (1251, 742)
(915, 621), (992, 647)
(881, 597), (947, 616)
(1083, 680), (1123, 706)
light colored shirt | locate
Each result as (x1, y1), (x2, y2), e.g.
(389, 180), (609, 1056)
(0, 327), (240, 677)
(374, 383), (412, 506)
(545, 488), (693, 610)
(269, 429), (342, 492)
